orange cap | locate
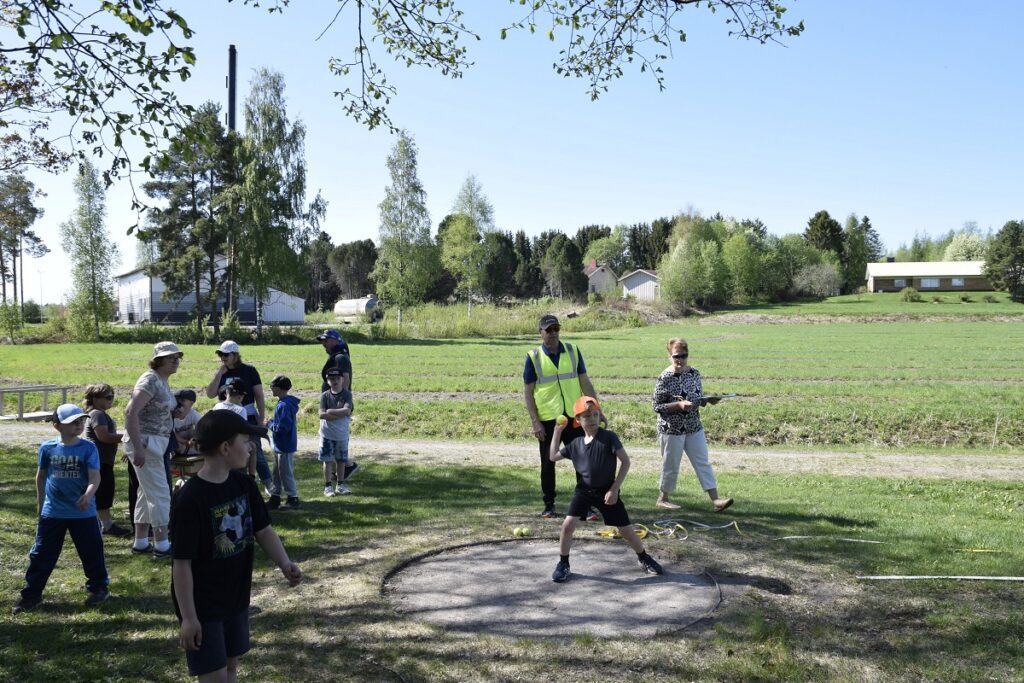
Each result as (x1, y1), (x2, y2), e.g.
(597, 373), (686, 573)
(571, 396), (601, 427)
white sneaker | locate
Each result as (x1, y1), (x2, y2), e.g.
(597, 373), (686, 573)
(336, 483), (351, 495)
(324, 484), (335, 497)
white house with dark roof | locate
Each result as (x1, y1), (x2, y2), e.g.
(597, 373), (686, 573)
(584, 260), (618, 295)
(864, 261), (991, 293)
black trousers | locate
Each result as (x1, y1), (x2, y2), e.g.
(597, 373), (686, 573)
(538, 417), (583, 505)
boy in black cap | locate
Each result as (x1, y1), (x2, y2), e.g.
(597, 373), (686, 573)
(171, 410), (302, 680)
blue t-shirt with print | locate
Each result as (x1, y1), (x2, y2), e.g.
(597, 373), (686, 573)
(38, 437), (100, 519)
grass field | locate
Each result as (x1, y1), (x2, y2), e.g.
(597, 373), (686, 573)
(2, 319), (1023, 450)
(2, 314), (1022, 680)
(1, 449), (1022, 681)
(729, 290), (1024, 316)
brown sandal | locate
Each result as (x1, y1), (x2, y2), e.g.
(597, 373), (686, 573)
(713, 498), (734, 513)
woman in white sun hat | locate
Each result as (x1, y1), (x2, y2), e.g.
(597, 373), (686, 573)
(123, 341), (182, 559)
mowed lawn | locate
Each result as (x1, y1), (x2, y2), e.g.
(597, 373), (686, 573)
(1, 448), (1022, 681)
(2, 319), (1023, 450)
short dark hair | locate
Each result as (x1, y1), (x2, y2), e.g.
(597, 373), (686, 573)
(174, 388), (197, 403)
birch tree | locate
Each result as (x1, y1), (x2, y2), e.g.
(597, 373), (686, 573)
(61, 161), (119, 340)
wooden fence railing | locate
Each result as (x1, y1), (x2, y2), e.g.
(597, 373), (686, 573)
(0, 385), (71, 421)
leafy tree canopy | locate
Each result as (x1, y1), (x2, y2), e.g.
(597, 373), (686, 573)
(1, 1), (803, 180)
(984, 220), (1024, 302)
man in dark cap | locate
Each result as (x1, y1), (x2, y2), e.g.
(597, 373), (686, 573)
(523, 314), (601, 519)
(316, 329), (357, 480)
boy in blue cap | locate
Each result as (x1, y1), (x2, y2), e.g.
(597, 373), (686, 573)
(14, 404), (110, 612)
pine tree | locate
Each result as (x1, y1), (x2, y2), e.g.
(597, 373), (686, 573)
(804, 210), (844, 257)
(140, 102), (234, 333)
(0, 172), (47, 310)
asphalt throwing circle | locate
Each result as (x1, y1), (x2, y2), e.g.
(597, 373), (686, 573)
(383, 538), (722, 638)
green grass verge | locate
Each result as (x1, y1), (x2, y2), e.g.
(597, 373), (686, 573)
(2, 319), (1022, 450)
(2, 446), (1022, 681)
(724, 290), (1023, 316)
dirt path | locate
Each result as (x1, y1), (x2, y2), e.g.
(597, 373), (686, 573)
(2, 422), (1020, 480)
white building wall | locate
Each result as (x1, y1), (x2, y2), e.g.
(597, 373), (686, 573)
(588, 268), (618, 293)
(621, 272), (660, 301)
(262, 291), (305, 324)
(117, 271), (151, 322)
(116, 267), (304, 323)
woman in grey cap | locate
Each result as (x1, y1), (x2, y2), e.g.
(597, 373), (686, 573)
(123, 341), (182, 558)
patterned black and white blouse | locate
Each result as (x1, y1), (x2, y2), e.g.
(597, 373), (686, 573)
(651, 366), (704, 435)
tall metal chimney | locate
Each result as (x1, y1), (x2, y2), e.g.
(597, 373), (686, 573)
(227, 44), (237, 131)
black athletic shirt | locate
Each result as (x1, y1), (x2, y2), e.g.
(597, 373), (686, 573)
(559, 429), (624, 490)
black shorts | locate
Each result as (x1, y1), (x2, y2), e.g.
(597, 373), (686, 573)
(95, 463), (116, 510)
(185, 608), (251, 676)
(566, 485), (631, 527)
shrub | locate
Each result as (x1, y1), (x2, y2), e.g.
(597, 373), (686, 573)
(900, 286), (922, 302)
(219, 309), (247, 343)
(793, 263), (843, 299)
(624, 310), (645, 328)
(304, 310), (335, 325)
(983, 294), (997, 303)
(960, 294), (973, 303)
(0, 301), (23, 343)
(932, 295), (943, 303)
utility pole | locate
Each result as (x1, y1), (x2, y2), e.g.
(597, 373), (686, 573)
(226, 44), (237, 316)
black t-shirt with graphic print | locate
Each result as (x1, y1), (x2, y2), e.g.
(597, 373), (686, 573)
(170, 470), (270, 621)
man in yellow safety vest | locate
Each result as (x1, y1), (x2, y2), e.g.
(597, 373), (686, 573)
(523, 314), (602, 519)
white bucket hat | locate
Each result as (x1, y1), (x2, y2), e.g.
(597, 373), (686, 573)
(153, 341), (183, 358)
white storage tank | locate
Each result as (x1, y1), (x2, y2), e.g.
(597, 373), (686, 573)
(334, 295), (381, 321)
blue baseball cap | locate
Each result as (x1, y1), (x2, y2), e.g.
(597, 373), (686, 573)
(53, 404), (87, 424)
(316, 329), (342, 342)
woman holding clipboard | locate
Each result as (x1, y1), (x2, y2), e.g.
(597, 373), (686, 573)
(651, 337), (734, 512)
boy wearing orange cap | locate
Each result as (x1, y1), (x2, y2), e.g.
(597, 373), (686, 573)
(548, 396), (663, 583)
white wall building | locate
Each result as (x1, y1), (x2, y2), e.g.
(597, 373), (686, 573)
(585, 263), (618, 294)
(619, 269), (660, 301)
(115, 265), (305, 325)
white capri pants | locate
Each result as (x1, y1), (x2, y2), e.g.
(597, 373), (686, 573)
(125, 434), (171, 526)
(659, 430), (717, 493)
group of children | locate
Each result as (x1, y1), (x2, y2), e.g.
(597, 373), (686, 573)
(13, 339), (668, 679)
(12, 342), (363, 680)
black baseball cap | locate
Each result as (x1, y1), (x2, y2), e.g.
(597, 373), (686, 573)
(194, 410), (263, 453)
(222, 377), (249, 394)
(539, 314), (559, 330)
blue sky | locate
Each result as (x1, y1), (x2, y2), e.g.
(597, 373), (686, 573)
(21, 1), (1024, 304)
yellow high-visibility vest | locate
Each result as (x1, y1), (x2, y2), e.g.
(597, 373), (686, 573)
(529, 342), (583, 421)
